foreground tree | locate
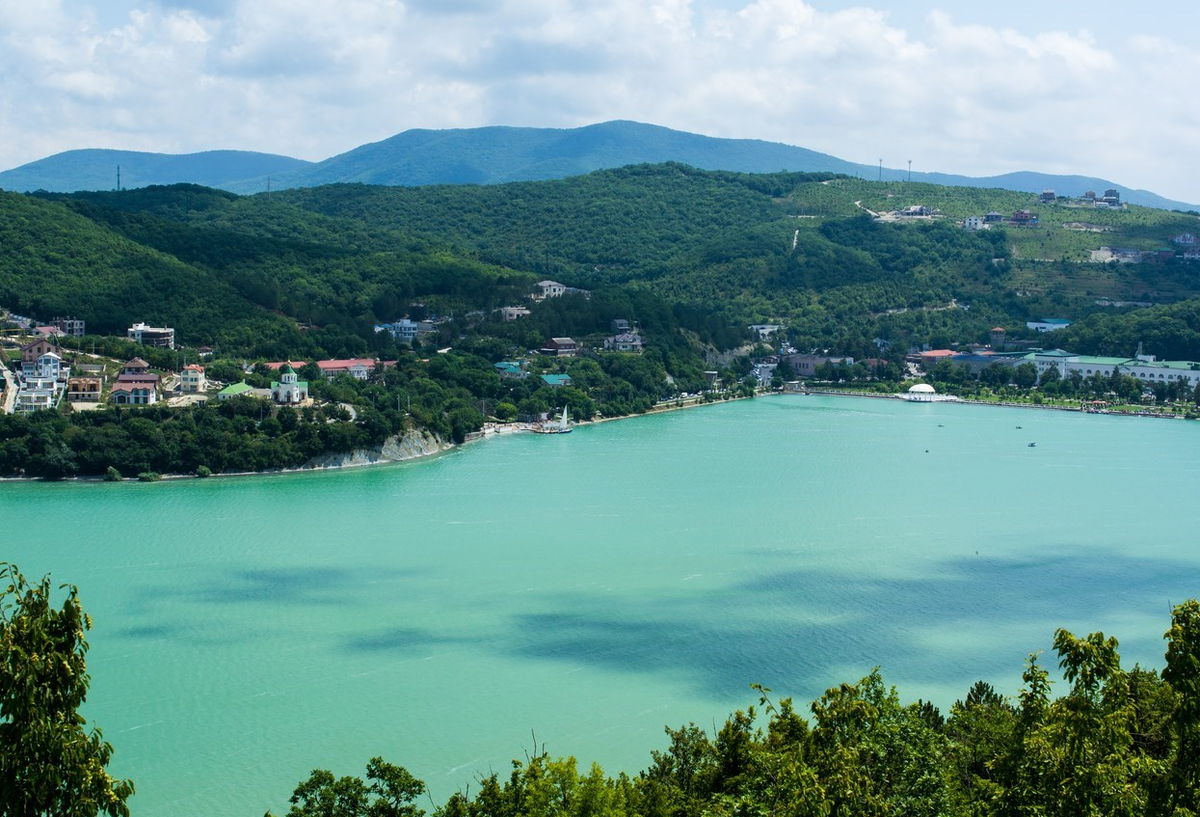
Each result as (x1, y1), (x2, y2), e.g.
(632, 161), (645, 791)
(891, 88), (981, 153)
(274, 758), (425, 817)
(0, 563), (134, 817)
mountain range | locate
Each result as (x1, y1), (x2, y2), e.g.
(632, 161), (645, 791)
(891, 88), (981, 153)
(1, 121), (1193, 211)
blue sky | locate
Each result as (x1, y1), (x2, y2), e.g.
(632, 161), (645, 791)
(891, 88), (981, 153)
(1, 1), (1197, 202)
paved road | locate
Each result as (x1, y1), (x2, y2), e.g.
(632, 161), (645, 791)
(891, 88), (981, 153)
(1, 363), (16, 414)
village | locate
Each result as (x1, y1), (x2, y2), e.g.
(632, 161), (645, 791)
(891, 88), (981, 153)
(0, 278), (648, 423)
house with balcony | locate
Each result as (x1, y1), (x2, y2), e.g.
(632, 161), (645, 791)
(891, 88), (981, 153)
(110, 382), (158, 405)
(127, 322), (175, 349)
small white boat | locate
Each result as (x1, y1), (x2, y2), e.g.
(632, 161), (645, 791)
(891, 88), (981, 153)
(534, 405), (572, 434)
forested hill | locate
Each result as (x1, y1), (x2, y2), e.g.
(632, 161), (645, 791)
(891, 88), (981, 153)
(10, 166), (1200, 361)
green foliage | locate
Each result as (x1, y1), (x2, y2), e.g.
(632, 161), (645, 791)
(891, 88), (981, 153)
(274, 757), (425, 817)
(0, 564), (134, 817)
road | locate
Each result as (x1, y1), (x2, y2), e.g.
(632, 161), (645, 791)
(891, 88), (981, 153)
(1, 363), (15, 414)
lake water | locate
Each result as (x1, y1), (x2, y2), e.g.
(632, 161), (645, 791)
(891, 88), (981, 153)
(4, 394), (1200, 816)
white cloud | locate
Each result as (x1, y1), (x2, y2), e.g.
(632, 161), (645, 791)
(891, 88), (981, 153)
(0, 1), (1197, 202)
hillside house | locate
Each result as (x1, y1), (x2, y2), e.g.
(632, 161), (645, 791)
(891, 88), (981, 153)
(1009, 210), (1038, 226)
(317, 358), (377, 380)
(66, 376), (103, 403)
(110, 382), (158, 405)
(536, 280), (567, 299)
(540, 338), (578, 357)
(117, 358), (160, 391)
(604, 333), (644, 353)
(541, 374), (573, 388)
(962, 216), (985, 231)
(218, 381), (255, 401)
(51, 317), (85, 337)
(917, 349), (956, 369)
(127, 322), (175, 349)
(24, 352), (63, 381)
(20, 336), (58, 364)
(499, 306), (531, 321)
(122, 358), (150, 376)
(374, 319), (435, 344)
(15, 383), (55, 414)
(180, 364), (206, 393)
(494, 362), (528, 380)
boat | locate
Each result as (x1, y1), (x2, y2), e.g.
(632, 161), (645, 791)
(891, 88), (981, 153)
(1028, 442), (1037, 447)
(534, 405), (572, 434)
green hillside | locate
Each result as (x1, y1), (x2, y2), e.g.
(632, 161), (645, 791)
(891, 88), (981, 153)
(14, 166), (1200, 362)
(0, 191), (288, 343)
(6, 168), (1200, 479)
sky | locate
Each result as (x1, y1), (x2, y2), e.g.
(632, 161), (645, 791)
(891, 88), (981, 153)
(1, 0), (1198, 202)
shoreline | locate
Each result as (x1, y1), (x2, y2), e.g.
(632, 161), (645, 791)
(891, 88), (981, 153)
(1, 388), (1188, 484)
(796, 386), (1196, 419)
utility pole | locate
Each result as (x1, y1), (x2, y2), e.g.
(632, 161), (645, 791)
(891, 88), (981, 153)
(908, 159), (912, 182)
(116, 165), (121, 191)
(878, 159), (882, 182)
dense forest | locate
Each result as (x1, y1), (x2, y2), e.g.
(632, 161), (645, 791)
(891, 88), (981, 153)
(8, 166), (1200, 359)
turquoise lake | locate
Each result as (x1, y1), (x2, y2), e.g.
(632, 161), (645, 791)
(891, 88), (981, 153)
(4, 394), (1200, 815)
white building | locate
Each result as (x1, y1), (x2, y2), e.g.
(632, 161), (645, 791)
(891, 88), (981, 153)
(271, 364), (309, 403)
(1009, 350), (1200, 391)
(374, 319), (434, 344)
(127, 322), (175, 349)
(110, 382), (158, 405)
(604, 333), (644, 353)
(536, 280), (566, 299)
